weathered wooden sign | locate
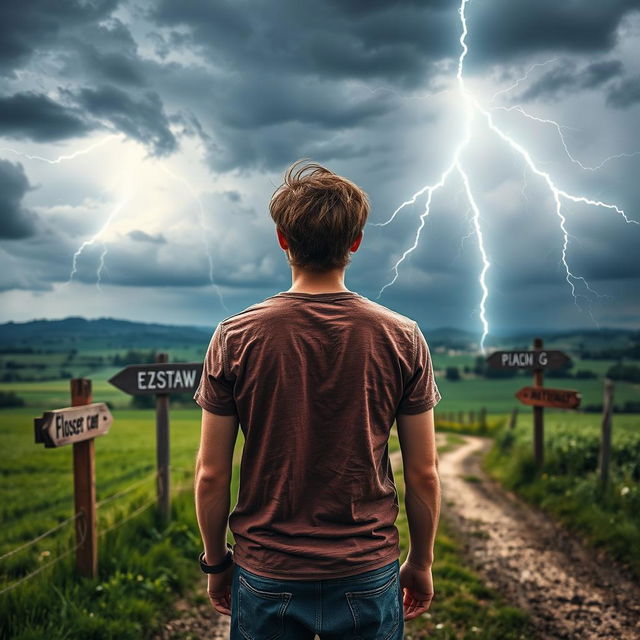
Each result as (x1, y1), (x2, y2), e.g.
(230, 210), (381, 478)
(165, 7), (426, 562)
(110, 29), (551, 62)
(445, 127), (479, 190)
(34, 402), (113, 448)
(486, 350), (571, 370)
(108, 362), (203, 396)
(109, 356), (202, 525)
(515, 386), (581, 410)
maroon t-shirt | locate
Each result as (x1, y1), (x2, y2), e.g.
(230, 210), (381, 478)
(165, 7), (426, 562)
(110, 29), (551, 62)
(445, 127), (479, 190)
(193, 290), (441, 580)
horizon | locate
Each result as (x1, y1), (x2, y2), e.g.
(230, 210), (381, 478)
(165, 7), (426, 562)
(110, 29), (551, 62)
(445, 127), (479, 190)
(1, 314), (637, 340)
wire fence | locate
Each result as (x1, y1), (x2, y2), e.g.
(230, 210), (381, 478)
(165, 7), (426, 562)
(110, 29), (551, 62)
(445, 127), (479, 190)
(0, 513), (87, 597)
(0, 463), (196, 597)
(0, 512), (82, 564)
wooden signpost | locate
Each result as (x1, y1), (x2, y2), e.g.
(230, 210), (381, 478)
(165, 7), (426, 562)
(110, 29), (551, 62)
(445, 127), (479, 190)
(34, 379), (112, 578)
(515, 386), (581, 410)
(485, 349), (571, 371)
(486, 338), (579, 467)
(34, 401), (113, 448)
(108, 356), (203, 524)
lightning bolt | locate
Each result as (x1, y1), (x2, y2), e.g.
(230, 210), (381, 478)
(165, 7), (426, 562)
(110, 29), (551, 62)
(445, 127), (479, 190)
(65, 187), (134, 287)
(489, 58), (558, 105)
(0, 135), (119, 164)
(492, 104), (640, 173)
(3, 136), (228, 309)
(376, 0), (638, 353)
(157, 163), (228, 312)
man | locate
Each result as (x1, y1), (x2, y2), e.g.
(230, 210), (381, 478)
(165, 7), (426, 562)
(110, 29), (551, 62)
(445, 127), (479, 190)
(194, 160), (442, 640)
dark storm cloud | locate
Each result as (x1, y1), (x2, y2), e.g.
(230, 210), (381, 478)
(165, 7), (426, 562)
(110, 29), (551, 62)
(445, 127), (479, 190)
(519, 60), (624, 101)
(607, 75), (640, 108)
(0, 161), (38, 239)
(151, 0), (457, 86)
(467, 0), (640, 62)
(67, 20), (146, 87)
(128, 230), (167, 244)
(73, 86), (177, 155)
(0, 0), (118, 76)
(0, 92), (93, 142)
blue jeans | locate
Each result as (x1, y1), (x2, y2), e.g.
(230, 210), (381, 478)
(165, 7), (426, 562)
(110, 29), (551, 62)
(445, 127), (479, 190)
(230, 558), (403, 640)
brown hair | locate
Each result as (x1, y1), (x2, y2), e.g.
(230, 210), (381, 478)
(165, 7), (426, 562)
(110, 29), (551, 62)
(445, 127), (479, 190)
(269, 160), (369, 272)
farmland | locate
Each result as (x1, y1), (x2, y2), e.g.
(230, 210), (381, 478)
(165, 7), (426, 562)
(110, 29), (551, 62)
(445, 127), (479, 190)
(1, 318), (639, 638)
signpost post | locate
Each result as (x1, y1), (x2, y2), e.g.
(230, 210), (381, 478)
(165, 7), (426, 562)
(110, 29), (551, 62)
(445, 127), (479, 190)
(108, 357), (203, 524)
(486, 339), (579, 468)
(598, 379), (614, 487)
(34, 378), (113, 577)
(155, 353), (171, 525)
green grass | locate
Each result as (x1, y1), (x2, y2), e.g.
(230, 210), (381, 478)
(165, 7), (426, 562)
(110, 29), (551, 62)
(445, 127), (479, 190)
(433, 374), (639, 413)
(1, 407), (534, 639)
(483, 413), (640, 578)
(0, 406), (245, 640)
(3, 349), (639, 415)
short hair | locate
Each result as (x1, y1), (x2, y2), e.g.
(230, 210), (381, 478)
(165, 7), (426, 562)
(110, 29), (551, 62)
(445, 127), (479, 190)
(269, 159), (369, 272)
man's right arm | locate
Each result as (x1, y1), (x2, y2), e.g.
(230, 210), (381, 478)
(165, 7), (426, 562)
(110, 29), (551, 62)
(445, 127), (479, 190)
(396, 408), (441, 619)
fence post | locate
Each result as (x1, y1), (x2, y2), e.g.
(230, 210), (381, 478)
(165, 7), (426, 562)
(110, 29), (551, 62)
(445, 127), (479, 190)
(155, 353), (171, 525)
(458, 411), (465, 425)
(533, 337), (545, 467)
(469, 410), (475, 426)
(479, 407), (487, 431)
(71, 378), (98, 578)
(509, 407), (518, 429)
(598, 378), (614, 487)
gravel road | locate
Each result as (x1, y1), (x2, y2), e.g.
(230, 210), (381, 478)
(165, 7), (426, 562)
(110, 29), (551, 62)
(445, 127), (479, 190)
(435, 434), (640, 640)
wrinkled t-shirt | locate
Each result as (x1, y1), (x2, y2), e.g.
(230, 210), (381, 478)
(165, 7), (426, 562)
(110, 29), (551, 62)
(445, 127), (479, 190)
(193, 290), (441, 580)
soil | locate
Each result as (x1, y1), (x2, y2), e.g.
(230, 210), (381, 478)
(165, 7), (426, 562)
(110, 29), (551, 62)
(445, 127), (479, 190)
(433, 434), (640, 640)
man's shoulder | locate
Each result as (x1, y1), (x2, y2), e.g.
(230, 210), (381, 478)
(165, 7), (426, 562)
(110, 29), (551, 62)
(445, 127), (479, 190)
(215, 297), (279, 329)
(354, 295), (417, 331)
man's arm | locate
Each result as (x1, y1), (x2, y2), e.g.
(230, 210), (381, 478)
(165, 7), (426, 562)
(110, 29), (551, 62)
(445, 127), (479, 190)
(194, 408), (239, 565)
(396, 408), (441, 569)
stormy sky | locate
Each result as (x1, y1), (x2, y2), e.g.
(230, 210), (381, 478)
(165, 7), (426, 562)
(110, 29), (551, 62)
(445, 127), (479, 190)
(1, 0), (639, 343)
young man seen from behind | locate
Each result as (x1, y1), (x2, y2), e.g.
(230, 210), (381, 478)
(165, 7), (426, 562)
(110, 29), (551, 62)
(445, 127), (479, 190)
(194, 160), (442, 640)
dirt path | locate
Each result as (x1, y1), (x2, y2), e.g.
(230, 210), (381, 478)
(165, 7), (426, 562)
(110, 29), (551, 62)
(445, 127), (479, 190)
(435, 435), (640, 640)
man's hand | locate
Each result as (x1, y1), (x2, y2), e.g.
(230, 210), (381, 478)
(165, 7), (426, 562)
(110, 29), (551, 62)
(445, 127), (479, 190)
(207, 563), (235, 616)
(399, 560), (434, 621)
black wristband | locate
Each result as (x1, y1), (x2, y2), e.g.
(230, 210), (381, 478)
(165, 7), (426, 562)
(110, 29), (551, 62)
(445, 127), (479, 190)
(199, 543), (233, 574)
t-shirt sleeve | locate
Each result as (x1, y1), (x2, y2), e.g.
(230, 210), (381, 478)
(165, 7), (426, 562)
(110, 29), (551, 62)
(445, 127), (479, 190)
(193, 322), (238, 416)
(397, 322), (442, 415)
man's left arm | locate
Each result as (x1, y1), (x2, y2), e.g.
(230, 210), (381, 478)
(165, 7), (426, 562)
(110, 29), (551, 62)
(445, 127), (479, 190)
(195, 407), (239, 616)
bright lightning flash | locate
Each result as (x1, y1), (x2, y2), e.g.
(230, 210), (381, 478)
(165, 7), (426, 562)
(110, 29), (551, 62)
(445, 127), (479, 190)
(376, 0), (638, 353)
(5, 136), (227, 307)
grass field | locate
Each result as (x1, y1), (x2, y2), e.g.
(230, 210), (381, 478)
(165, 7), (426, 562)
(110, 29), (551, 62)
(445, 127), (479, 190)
(0, 406), (534, 639)
(2, 359), (639, 417)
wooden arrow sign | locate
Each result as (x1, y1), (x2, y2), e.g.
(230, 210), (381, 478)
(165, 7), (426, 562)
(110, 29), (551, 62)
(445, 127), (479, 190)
(34, 402), (113, 448)
(486, 350), (571, 370)
(515, 386), (581, 410)
(108, 362), (203, 396)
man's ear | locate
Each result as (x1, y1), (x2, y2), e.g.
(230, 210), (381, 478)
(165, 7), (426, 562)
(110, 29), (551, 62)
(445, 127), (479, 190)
(350, 231), (363, 253)
(276, 228), (289, 250)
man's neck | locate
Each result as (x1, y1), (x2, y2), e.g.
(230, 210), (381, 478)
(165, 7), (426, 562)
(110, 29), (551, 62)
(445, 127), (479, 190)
(287, 268), (350, 294)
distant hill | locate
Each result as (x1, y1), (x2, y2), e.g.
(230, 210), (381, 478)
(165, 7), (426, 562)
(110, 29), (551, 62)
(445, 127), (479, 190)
(0, 317), (211, 352)
(0, 317), (637, 356)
